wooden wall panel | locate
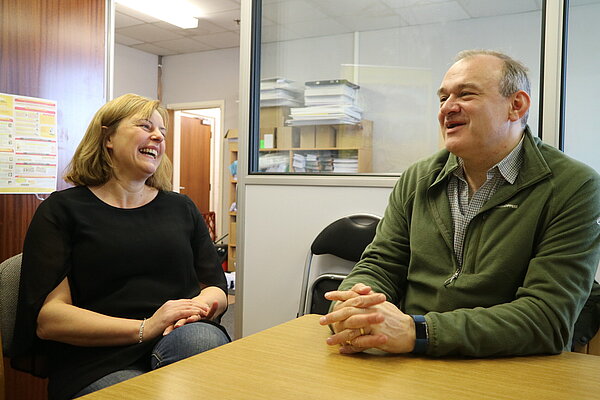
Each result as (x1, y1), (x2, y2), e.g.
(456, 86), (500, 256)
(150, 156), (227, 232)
(0, 0), (106, 398)
(0, 0), (105, 260)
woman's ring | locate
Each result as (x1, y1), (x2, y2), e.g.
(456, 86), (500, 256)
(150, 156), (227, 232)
(360, 328), (365, 336)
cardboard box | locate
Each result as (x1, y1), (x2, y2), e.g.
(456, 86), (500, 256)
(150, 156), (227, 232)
(335, 120), (373, 148)
(230, 222), (237, 245)
(276, 126), (300, 149)
(260, 106), (290, 128)
(225, 128), (238, 139)
(260, 127), (276, 149)
(315, 125), (336, 148)
(300, 126), (316, 148)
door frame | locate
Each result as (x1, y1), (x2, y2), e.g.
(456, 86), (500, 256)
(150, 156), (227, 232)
(167, 100), (225, 238)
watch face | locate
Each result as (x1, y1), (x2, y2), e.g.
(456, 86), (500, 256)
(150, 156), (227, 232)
(415, 321), (427, 339)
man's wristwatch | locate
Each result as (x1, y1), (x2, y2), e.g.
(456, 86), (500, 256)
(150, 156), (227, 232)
(410, 315), (429, 354)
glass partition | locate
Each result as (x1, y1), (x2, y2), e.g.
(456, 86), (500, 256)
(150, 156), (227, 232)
(253, 0), (543, 175)
(563, 0), (600, 172)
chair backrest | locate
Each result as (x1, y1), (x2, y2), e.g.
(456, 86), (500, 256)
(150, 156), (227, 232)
(1, 324), (4, 400)
(298, 214), (380, 316)
(0, 254), (22, 357)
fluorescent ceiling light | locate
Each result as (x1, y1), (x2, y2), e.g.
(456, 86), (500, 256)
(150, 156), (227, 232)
(116, 0), (203, 29)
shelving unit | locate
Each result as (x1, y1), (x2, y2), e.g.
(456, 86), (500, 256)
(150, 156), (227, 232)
(225, 129), (238, 271)
(259, 120), (372, 173)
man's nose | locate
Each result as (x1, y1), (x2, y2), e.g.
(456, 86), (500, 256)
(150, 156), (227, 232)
(440, 95), (460, 114)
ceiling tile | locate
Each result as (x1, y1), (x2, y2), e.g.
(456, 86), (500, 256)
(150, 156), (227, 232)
(263, 0), (328, 25)
(189, 0), (239, 14)
(260, 25), (304, 43)
(130, 43), (179, 56)
(193, 31), (240, 49)
(570, 0), (600, 5)
(335, 14), (407, 32)
(397, 2), (470, 25)
(152, 38), (215, 53)
(457, 0), (539, 18)
(115, 33), (143, 46)
(261, 16), (277, 27)
(315, 0), (392, 18)
(114, 11), (145, 28)
(205, 9), (242, 31)
(381, 0), (449, 8)
(114, 4), (160, 23)
(117, 24), (184, 42)
(286, 18), (351, 38)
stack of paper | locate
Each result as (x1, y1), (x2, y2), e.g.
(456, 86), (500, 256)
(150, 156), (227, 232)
(260, 77), (303, 107)
(287, 79), (362, 126)
(292, 153), (306, 172)
(304, 80), (358, 106)
(333, 157), (359, 173)
(288, 104), (362, 125)
(258, 152), (289, 172)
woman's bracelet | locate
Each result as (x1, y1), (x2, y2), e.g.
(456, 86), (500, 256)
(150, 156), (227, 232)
(138, 318), (147, 343)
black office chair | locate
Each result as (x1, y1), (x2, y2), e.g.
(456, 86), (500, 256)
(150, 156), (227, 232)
(297, 214), (380, 316)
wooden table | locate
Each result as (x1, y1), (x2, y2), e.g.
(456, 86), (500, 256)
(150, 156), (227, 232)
(81, 314), (600, 400)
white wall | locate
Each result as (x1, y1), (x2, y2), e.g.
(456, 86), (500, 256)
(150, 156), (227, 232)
(113, 44), (158, 99)
(161, 48), (240, 132)
(242, 184), (392, 336)
(160, 48), (240, 238)
(564, 3), (600, 173)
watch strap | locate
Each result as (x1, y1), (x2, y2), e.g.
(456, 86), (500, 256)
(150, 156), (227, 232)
(410, 314), (429, 354)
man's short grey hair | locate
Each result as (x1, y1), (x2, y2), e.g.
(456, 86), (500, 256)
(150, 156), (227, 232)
(455, 49), (531, 127)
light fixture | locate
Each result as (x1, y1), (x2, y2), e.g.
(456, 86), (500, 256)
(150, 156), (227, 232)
(116, 0), (203, 29)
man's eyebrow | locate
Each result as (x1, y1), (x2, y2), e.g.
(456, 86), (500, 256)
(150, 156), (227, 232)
(437, 83), (482, 97)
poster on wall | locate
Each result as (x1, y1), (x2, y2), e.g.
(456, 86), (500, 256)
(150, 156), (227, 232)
(0, 93), (58, 194)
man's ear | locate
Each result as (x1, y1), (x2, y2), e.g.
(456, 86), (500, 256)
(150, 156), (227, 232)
(102, 126), (113, 149)
(509, 90), (531, 122)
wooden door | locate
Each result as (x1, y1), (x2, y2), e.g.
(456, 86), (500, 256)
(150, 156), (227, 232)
(180, 116), (211, 214)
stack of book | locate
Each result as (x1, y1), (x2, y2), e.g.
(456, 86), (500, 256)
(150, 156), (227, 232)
(287, 80), (362, 126)
(292, 153), (321, 173)
(318, 151), (334, 172)
(260, 77), (303, 107)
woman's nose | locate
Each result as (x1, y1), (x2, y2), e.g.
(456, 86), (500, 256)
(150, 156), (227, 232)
(150, 130), (164, 142)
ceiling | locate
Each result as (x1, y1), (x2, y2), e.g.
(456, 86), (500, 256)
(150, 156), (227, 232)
(114, 0), (598, 57)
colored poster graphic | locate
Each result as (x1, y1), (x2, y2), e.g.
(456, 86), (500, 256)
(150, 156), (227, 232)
(0, 93), (58, 193)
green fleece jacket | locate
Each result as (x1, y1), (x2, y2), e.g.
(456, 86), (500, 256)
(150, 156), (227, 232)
(340, 128), (600, 356)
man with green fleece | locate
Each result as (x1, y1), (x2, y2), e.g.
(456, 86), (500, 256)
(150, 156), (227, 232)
(319, 50), (600, 357)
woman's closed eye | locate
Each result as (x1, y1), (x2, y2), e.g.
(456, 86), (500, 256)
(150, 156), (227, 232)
(136, 121), (153, 131)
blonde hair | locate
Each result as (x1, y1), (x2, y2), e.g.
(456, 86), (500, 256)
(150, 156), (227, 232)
(64, 94), (172, 190)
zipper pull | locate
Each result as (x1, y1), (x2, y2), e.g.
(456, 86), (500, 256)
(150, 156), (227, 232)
(444, 270), (460, 286)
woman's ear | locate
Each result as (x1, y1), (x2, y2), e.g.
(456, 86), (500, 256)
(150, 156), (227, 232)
(102, 126), (113, 149)
(509, 90), (531, 123)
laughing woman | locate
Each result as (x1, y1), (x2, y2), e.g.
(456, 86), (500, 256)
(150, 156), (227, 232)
(11, 94), (229, 400)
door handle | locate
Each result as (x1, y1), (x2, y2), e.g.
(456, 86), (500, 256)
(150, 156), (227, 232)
(179, 186), (186, 190)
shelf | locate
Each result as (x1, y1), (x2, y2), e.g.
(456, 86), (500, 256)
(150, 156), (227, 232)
(260, 147), (366, 151)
